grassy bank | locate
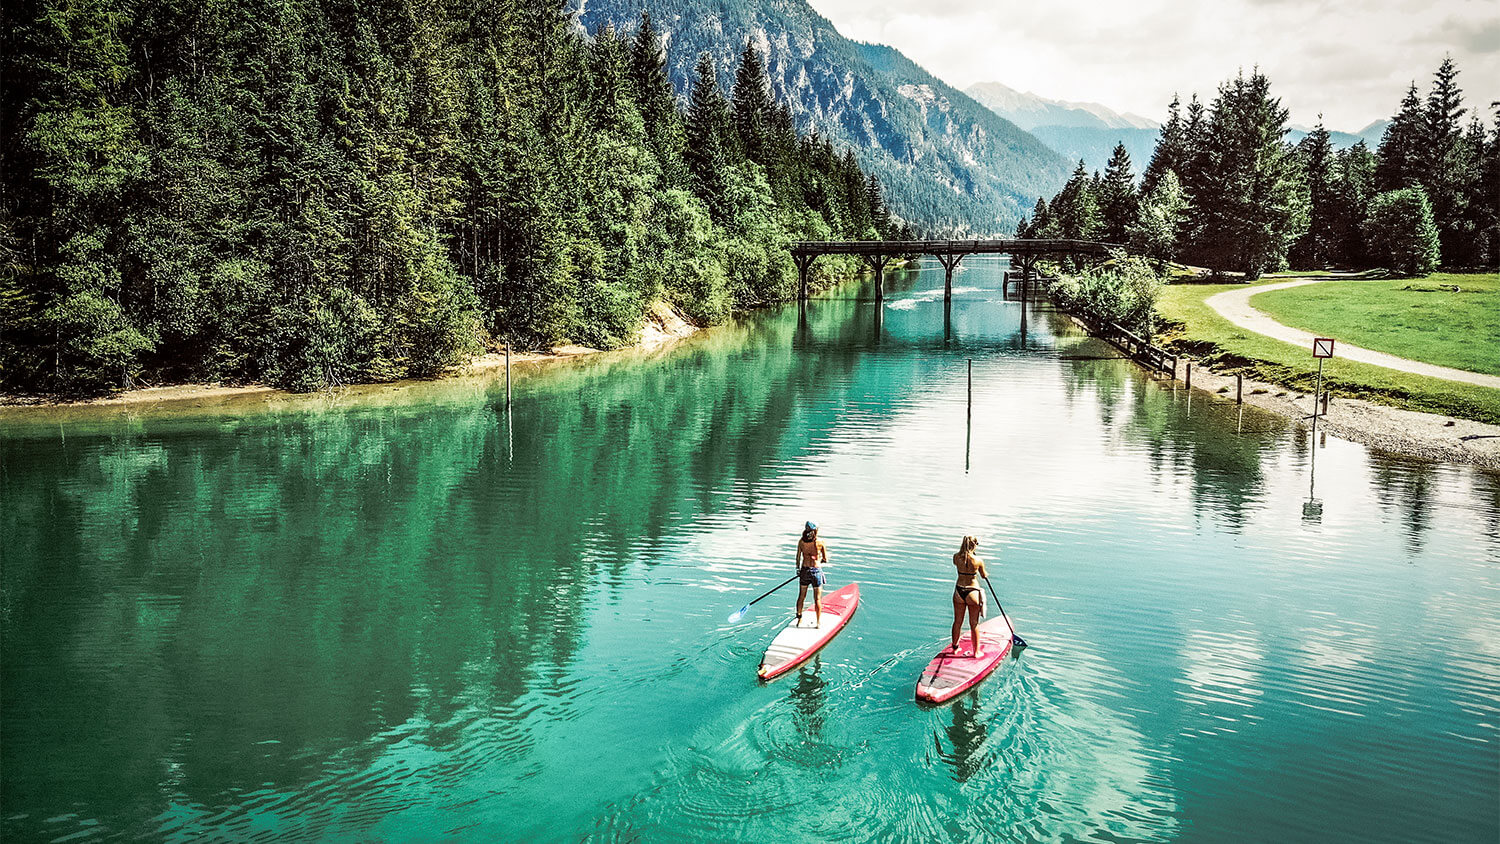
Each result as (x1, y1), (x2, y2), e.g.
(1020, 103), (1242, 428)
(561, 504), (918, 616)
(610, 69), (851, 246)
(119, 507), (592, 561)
(1251, 273), (1500, 377)
(1155, 274), (1500, 425)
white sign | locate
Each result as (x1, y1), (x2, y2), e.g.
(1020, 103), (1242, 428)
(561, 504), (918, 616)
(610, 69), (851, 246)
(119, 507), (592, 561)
(1312, 338), (1335, 358)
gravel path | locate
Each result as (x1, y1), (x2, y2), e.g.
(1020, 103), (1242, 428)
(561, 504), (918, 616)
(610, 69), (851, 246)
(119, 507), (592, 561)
(1205, 277), (1500, 389)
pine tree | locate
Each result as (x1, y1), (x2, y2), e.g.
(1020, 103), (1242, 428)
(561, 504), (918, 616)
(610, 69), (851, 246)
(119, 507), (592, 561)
(1028, 196), (1053, 238)
(1190, 71), (1307, 277)
(685, 53), (731, 219)
(1375, 83), (1424, 192)
(1141, 95), (1183, 196)
(1482, 105), (1500, 266)
(1290, 120), (1337, 268)
(1330, 142), (1376, 266)
(1129, 170), (1188, 271)
(1419, 56), (1468, 264)
(1052, 161), (1101, 242)
(866, 173), (891, 237)
(628, 12), (686, 187)
(731, 40), (775, 165)
(1099, 142), (1137, 244)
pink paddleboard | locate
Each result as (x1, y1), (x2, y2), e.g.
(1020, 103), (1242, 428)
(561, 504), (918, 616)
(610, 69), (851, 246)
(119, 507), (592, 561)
(915, 614), (1014, 704)
(758, 582), (860, 681)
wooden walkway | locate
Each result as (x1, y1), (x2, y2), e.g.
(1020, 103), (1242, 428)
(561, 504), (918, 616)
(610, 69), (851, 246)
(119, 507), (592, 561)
(790, 238), (1123, 301)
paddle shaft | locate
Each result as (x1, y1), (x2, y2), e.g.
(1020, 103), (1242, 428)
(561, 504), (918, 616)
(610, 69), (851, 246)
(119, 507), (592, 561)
(981, 573), (1027, 647)
(744, 574), (799, 610)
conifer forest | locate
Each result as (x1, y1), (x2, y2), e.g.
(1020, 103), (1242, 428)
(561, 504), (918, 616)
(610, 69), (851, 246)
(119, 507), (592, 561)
(1, 1), (900, 394)
(1024, 61), (1499, 281)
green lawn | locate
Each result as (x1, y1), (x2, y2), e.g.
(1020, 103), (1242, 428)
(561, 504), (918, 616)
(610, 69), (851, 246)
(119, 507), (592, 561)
(1155, 272), (1500, 425)
(1250, 273), (1500, 376)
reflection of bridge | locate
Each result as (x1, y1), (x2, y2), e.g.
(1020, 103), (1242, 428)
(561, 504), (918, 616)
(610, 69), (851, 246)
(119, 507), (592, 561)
(790, 238), (1123, 301)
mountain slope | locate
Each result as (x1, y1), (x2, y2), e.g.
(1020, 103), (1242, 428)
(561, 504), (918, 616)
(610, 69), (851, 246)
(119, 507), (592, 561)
(965, 81), (1157, 131)
(573, 0), (1070, 234)
(1027, 126), (1161, 183)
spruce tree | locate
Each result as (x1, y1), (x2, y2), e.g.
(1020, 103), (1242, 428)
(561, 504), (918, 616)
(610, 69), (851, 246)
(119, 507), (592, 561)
(1375, 83), (1424, 192)
(1141, 95), (1183, 196)
(685, 53), (731, 219)
(1330, 142), (1376, 266)
(1129, 170), (1188, 272)
(1099, 142), (1137, 244)
(1290, 121), (1337, 268)
(1053, 161), (1101, 242)
(1190, 71), (1307, 277)
(1, 0), (892, 393)
(1482, 105), (1500, 266)
(866, 174), (891, 237)
(1028, 196), (1053, 238)
(1419, 56), (1468, 264)
(731, 40), (775, 165)
(628, 12), (686, 187)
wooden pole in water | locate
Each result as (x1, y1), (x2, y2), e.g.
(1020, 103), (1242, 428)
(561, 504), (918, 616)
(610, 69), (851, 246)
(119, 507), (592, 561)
(1185, 362), (1192, 390)
(1236, 373), (1243, 404)
(505, 342), (512, 407)
(966, 358), (972, 472)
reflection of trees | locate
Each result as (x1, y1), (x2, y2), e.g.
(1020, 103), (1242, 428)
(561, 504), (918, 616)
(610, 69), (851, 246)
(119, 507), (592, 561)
(1060, 353), (1288, 531)
(1368, 457), (1438, 555)
(1475, 470), (1500, 553)
(0, 292), (913, 836)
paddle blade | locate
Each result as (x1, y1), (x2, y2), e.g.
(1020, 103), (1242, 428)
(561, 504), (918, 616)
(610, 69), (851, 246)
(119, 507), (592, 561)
(728, 605), (749, 623)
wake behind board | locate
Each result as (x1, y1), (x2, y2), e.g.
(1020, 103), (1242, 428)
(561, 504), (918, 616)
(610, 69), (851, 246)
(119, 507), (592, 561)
(914, 614), (1014, 704)
(758, 582), (859, 681)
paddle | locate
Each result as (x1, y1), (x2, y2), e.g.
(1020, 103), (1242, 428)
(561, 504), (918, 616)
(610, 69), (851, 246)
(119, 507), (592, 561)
(728, 574), (800, 622)
(981, 573), (1028, 649)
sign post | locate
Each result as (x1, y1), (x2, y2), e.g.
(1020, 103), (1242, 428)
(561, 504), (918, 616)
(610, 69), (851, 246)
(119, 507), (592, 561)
(1311, 338), (1334, 418)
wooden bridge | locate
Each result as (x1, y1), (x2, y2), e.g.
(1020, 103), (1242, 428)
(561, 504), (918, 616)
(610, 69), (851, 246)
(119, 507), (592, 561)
(790, 238), (1123, 301)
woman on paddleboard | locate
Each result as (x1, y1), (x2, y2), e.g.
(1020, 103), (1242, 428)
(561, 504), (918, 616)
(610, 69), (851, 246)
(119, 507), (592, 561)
(951, 535), (988, 657)
(796, 521), (828, 627)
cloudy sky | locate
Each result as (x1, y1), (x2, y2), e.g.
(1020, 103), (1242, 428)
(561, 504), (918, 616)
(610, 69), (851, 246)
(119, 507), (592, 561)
(804, 0), (1499, 131)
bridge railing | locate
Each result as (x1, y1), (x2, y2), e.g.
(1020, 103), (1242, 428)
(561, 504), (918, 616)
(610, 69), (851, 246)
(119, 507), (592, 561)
(790, 239), (1125, 256)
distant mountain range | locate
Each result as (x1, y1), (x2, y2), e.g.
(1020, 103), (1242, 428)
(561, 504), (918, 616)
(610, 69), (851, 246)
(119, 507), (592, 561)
(572, 0), (1071, 235)
(569, 0), (1396, 231)
(969, 83), (1392, 185)
(1287, 120), (1390, 149)
(964, 81), (1158, 131)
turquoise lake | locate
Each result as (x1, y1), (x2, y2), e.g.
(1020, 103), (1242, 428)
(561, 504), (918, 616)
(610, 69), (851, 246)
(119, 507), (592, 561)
(3, 259), (1497, 842)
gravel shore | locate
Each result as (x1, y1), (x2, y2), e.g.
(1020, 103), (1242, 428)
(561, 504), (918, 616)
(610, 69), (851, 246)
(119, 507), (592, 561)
(1151, 352), (1500, 468)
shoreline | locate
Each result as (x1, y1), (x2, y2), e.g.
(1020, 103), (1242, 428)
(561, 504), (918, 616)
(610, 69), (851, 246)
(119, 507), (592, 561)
(1067, 313), (1500, 468)
(8, 287), (1495, 468)
(0, 300), (703, 418)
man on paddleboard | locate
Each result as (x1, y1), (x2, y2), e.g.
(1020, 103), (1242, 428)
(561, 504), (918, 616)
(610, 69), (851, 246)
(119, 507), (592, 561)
(796, 521), (828, 627)
(951, 535), (988, 657)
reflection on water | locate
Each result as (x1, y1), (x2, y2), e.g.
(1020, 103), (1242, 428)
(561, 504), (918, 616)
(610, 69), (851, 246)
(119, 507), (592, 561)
(2, 260), (1497, 842)
(940, 696), (988, 783)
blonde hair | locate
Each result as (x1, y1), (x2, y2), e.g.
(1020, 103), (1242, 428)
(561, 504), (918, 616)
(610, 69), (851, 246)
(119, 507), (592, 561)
(955, 535), (980, 567)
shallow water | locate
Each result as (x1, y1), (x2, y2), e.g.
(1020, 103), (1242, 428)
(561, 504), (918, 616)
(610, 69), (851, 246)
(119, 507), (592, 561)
(3, 259), (1497, 842)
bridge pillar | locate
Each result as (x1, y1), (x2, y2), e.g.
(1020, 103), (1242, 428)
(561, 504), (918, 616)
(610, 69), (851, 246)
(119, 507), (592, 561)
(936, 253), (966, 300)
(862, 253), (889, 302)
(793, 253), (818, 301)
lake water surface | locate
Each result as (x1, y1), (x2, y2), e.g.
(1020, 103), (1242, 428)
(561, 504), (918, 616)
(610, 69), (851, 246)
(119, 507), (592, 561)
(3, 260), (1497, 842)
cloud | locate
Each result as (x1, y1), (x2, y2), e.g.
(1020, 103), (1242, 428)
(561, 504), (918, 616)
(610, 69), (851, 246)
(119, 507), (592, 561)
(805, 0), (1500, 130)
